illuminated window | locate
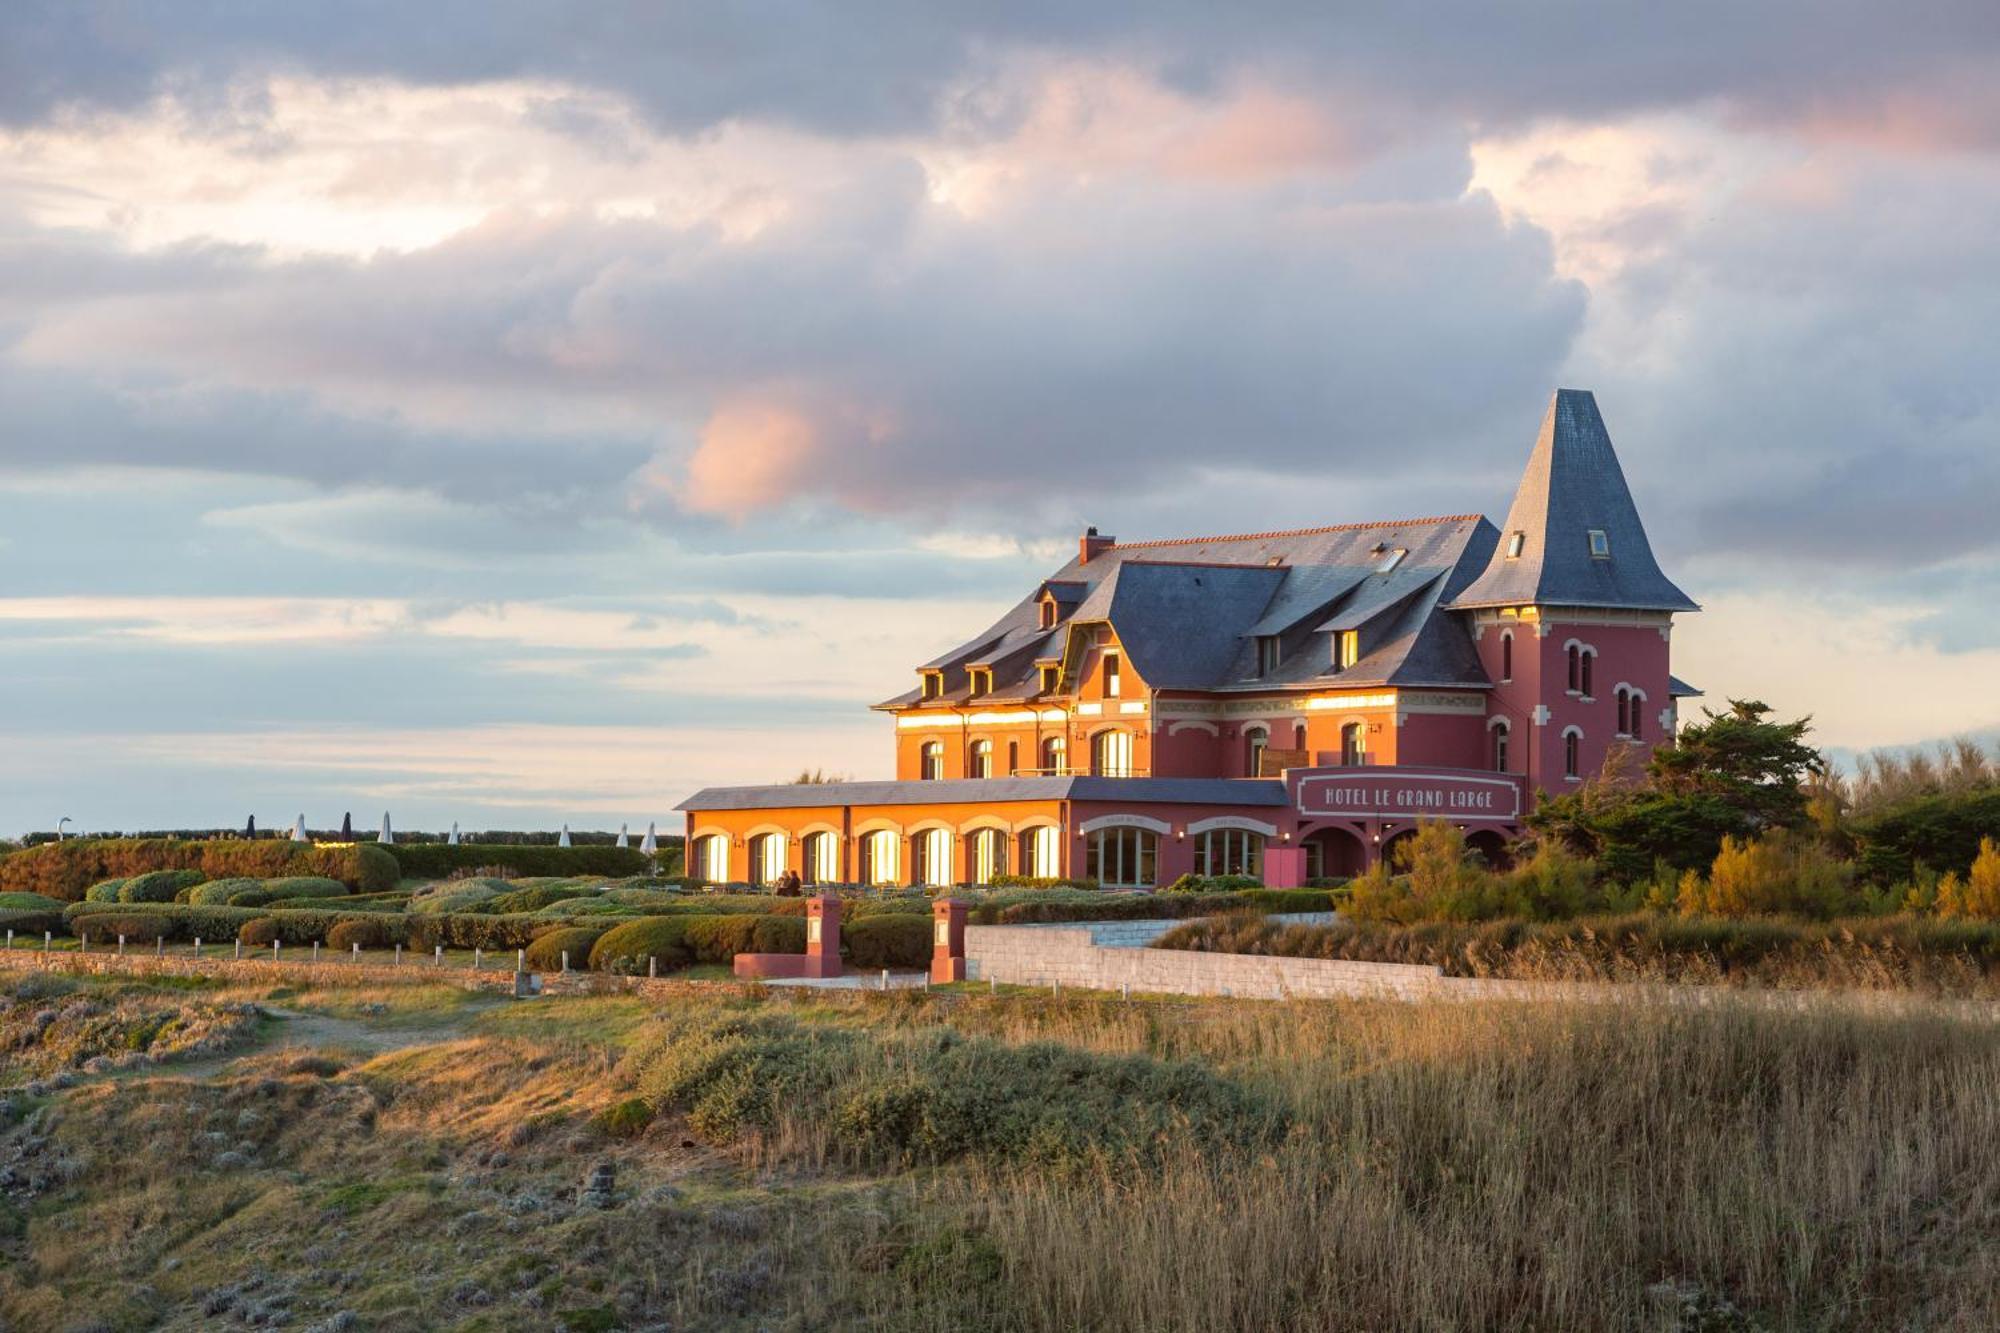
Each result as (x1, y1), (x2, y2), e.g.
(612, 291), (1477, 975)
(1041, 736), (1067, 775)
(802, 832), (840, 885)
(969, 739), (993, 779)
(1039, 598), (1057, 629)
(860, 830), (900, 885)
(1103, 651), (1122, 698)
(1020, 825), (1060, 878)
(1333, 631), (1360, 672)
(920, 740), (944, 781)
(1377, 547), (1407, 574)
(1092, 730), (1134, 777)
(912, 828), (953, 889)
(968, 828), (1008, 885)
(750, 832), (788, 887)
(693, 834), (729, 884)
(1341, 722), (1366, 766)
(1506, 531), (1526, 559)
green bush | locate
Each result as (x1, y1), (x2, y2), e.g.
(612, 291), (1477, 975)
(488, 883), (603, 914)
(84, 878), (128, 903)
(0, 892), (61, 912)
(407, 880), (509, 915)
(0, 908), (62, 937)
(595, 1097), (656, 1139)
(988, 875), (1099, 890)
(977, 888), (1334, 925)
(1164, 874), (1263, 894)
(404, 912), (556, 952)
(79, 912), (172, 944)
(383, 842), (651, 880)
(327, 918), (395, 951)
(117, 869), (206, 903)
(524, 926), (608, 972)
(588, 916), (695, 973)
(187, 877), (266, 905)
(260, 876), (351, 903)
(0, 837), (398, 900)
(842, 913), (931, 969)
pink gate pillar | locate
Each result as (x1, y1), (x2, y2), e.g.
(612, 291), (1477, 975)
(931, 898), (968, 983)
(735, 894), (844, 980)
(1264, 846), (1306, 889)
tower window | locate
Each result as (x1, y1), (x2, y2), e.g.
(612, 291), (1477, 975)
(1103, 652), (1122, 698)
(1492, 721), (1510, 772)
(1500, 630), (1513, 683)
(1580, 649), (1595, 698)
(1506, 531), (1526, 559)
(1588, 529), (1611, 558)
(1566, 644), (1580, 692)
(1564, 729), (1581, 779)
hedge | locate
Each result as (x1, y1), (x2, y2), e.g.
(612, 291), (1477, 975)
(0, 908), (63, 936)
(187, 877), (270, 906)
(382, 843), (652, 880)
(119, 869), (206, 903)
(588, 917), (695, 973)
(0, 892), (62, 912)
(977, 888), (1336, 925)
(78, 912), (174, 945)
(525, 926), (609, 972)
(841, 913), (931, 969)
(0, 838), (399, 900)
(327, 918), (395, 951)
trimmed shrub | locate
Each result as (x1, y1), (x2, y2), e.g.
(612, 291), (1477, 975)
(0, 837), (398, 900)
(118, 869), (206, 903)
(260, 876), (350, 903)
(0, 892), (61, 912)
(1164, 874), (1262, 894)
(187, 877), (266, 906)
(403, 912), (554, 952)
(588, 917), (695, 974)
(327, 918), (395, 951)
(842, 913), (930, 969)
(66, 901), (262, 943)
(85, 878), (128, 903)
(238, 917), (285, 946)
(0, 908), (62, 936)
(524, 926), (609, 972)
(977, 888), (1335, 925)
(407, 880), (509, 915)
(488, 883), (604, 914)
(384, 842), (650, 880)
(80, 912), (171, 944)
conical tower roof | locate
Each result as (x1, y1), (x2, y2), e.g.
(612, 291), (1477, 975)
(1449, 389), (1697, 612)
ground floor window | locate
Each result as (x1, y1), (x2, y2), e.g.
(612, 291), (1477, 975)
(860, 830), (900, 886)
(911, 827), (953, 888)
(1193, 828), (1263, 878)
(1085, 826), (1157, 887)
(693, 834), (729, 884)
(803, 831), (840, 885)
(1020, 825), (1060, 878)
(967, 828), (1008, 885)
(749, 832), (788, 886)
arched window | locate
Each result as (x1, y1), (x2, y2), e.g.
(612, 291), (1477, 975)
(1580, 649), (1595, 698)
(1500, 630), (1513, 683)
(1040, 736), (1067, 776)
(1194, 829), (1264, 878)
(1293, 721), (1307, 751)
(1085, 826), (1157, 887)
(1092, 729), (1134, 777)
(919, 740), (944, 781)
(860, 830), (900, 886)
(1020, 825), (1060, 878)
(969, 738), (993, 779)
(912, 828), (953, 888)
(749, 832), (788, 887)
(1563, 728), (1582, 779)
(1102, 651), (1122, 698)
(1491, 720), (1510, 772)
(693, 834), (729, 884)
(1340, 722), (1366, 766)
(1615, 688), (1628, 735)
(1629, 693), (1644, 741)
(967, 828), (1008, 885)
(1245, 726), (1269, 778)
(1566, 643), (1581, 692)
(802, 832), (840, 885)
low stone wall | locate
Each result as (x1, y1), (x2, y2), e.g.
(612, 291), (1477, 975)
(963, 917), (1440, 1000)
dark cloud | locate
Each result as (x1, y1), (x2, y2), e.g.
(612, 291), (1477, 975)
(5, 1), (2000, 147)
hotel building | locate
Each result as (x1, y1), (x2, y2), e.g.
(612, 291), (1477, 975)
(678, 389), (1699, 889)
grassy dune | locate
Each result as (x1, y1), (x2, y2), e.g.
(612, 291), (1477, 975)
(2, 969), (1997, 1330)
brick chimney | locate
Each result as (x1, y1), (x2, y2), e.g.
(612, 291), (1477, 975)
(1079, 526), (1115, 564)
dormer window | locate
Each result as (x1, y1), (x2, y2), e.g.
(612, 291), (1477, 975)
(968, 668), (992, 696)
(1588, 529), (1610, 559)
(1376, 547), (1407, 574)
(1037, 664), (1059, 694)
(920, 671), (943, 700)
(1506, 531), (1526, 559)
(1255, 635), (1282, 677)
(1039, 598), (1057, 630)
(1332, 630), (1360, 673)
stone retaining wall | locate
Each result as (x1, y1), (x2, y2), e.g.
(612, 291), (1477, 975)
(964, 916), (1441, 1000)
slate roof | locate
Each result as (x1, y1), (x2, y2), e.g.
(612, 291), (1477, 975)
(676, 777), (1290, 812)
(874, 513), (1500, 708)
(1450, 389), (1699, 612)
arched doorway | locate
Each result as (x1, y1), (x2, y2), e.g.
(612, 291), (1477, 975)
(966, 827), (1008, 885)
(1466, 828), (1512, 869)
(1301, 826), (1368, 880)
(1381, 828), (1419, 872)
(748, 832), (788, 887)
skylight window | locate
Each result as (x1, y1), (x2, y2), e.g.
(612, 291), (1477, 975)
(1506, 531), (1526, 559)
(1588, 529), (1611, 559)
(1377, 547), (1407, 574)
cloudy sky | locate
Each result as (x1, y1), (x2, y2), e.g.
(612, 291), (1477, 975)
(4, 3), (1998, 835)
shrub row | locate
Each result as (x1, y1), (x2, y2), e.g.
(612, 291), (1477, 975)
(0, 838), (398, 900)
(381, 842), (653, 880)
(975, 888), (1335, 925)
